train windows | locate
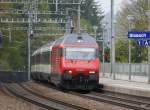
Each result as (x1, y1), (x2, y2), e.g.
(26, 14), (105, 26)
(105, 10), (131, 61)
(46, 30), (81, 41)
(31, 56), (35, 65)
(36, 54), (40, 64)
(42, 51), (50, 64)
(65, 48), (96, 60)
(32, 50), (51, 65)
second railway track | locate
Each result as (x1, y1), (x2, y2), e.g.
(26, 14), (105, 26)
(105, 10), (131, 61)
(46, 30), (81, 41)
(71, 91), (150, 110)
(3, 83), (88, 110)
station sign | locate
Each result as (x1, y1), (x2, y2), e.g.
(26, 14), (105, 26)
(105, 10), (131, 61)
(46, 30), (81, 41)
(128, 31), (150, 39)
(136, 39), (150, 46)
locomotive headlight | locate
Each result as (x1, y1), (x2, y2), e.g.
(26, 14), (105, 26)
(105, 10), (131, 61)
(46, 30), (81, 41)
(89, 71), (95, 74)
(68, 70), (72, 74)
(64, 70), (73, 74)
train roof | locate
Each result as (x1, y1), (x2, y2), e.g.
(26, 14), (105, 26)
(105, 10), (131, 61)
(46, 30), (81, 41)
(55, 33), (98, 46)
(32, 42), (55, 56)
(32, 33), (98, 56)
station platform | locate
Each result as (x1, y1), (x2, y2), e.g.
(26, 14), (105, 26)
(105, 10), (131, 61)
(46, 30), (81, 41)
(99, 77), (150, 98)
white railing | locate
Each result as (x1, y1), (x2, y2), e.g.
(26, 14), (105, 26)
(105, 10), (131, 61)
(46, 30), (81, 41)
(100, 63), (149, 83)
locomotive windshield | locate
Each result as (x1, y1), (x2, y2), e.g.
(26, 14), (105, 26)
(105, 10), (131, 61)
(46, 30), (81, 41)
(65, 48), (96, 60)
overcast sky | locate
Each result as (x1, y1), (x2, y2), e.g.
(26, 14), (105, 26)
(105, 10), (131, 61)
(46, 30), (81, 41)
(96, 0), (123, 14)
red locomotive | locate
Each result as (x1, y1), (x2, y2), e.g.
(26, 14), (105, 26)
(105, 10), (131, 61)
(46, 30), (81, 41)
(31, 33), (100, 90)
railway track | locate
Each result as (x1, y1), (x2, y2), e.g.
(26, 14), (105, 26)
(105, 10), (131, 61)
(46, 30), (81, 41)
(20, 81), (150, 110)
(3, 83), (89, 110)
(71, 91), (150, 110)
(32, 81), (150, 110)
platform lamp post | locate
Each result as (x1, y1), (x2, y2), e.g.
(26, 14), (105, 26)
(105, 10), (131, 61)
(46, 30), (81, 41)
(110, 0), (116, 79)
(27, 9), (34, 81)
(145, 10), (150, 83)
(127, 15), (134, 81)
(55, 0), (58, 12)
(77, 0), (81, 34)
(102, 23), (107, 76)
(93, 26), (98, 39)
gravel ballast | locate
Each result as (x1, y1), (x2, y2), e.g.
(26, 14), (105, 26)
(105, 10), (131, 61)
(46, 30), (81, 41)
(23, 81), (129, 110)
(0, 85), (46, 110)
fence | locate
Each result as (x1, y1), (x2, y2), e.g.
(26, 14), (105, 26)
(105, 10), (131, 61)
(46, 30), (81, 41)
(101, 63), (149, 83)
(0, 71), (28, 82)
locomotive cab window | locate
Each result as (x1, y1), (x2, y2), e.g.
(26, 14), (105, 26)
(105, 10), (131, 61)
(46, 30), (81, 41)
(65, 48), (96, 60)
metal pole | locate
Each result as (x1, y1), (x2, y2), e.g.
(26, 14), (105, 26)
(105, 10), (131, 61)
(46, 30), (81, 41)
(93, 26), (98, 38)
(148, 39), (150, 83)
(27, 30), (31, 80)
(28, 11), (32, 80)
(129, 24), (131, 81)
(127, 15), (134, 81)
(0, 31), (2, 48)
(77, 0), (81, 34)
(102, 28), (105, 75)
(55, 0), (58, 12)
(65, 8), (70, 34)
(34, 0), (38, 23)
(146, 0), (150, 82)
(9, 27), (11, 43)
(94, 28), (97, 38)
(111, 0), (115, 79)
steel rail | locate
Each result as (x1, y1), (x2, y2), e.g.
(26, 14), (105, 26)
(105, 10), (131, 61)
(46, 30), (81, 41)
(20, 84), (88, 110)
(91, 92), (150, 107)
(28, 81), (150, 110)
(3, 83), (88, 110)
(70, 92), (150, 110)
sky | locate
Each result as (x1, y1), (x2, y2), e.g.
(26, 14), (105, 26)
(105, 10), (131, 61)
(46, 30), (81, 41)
(95, 0), (124, 45)
(96, 0), (123, 14)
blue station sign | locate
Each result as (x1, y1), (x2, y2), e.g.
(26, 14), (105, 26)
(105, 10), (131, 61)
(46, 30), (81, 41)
(136, 39), (150, 46)
(128, 31), (150, 39)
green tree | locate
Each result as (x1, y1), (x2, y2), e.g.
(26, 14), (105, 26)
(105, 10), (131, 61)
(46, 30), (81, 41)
(115, 39), (128, 63)
(115, 0), (149, 63)
(81, 0), (104, 27)
(0, 0), (104, 70)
